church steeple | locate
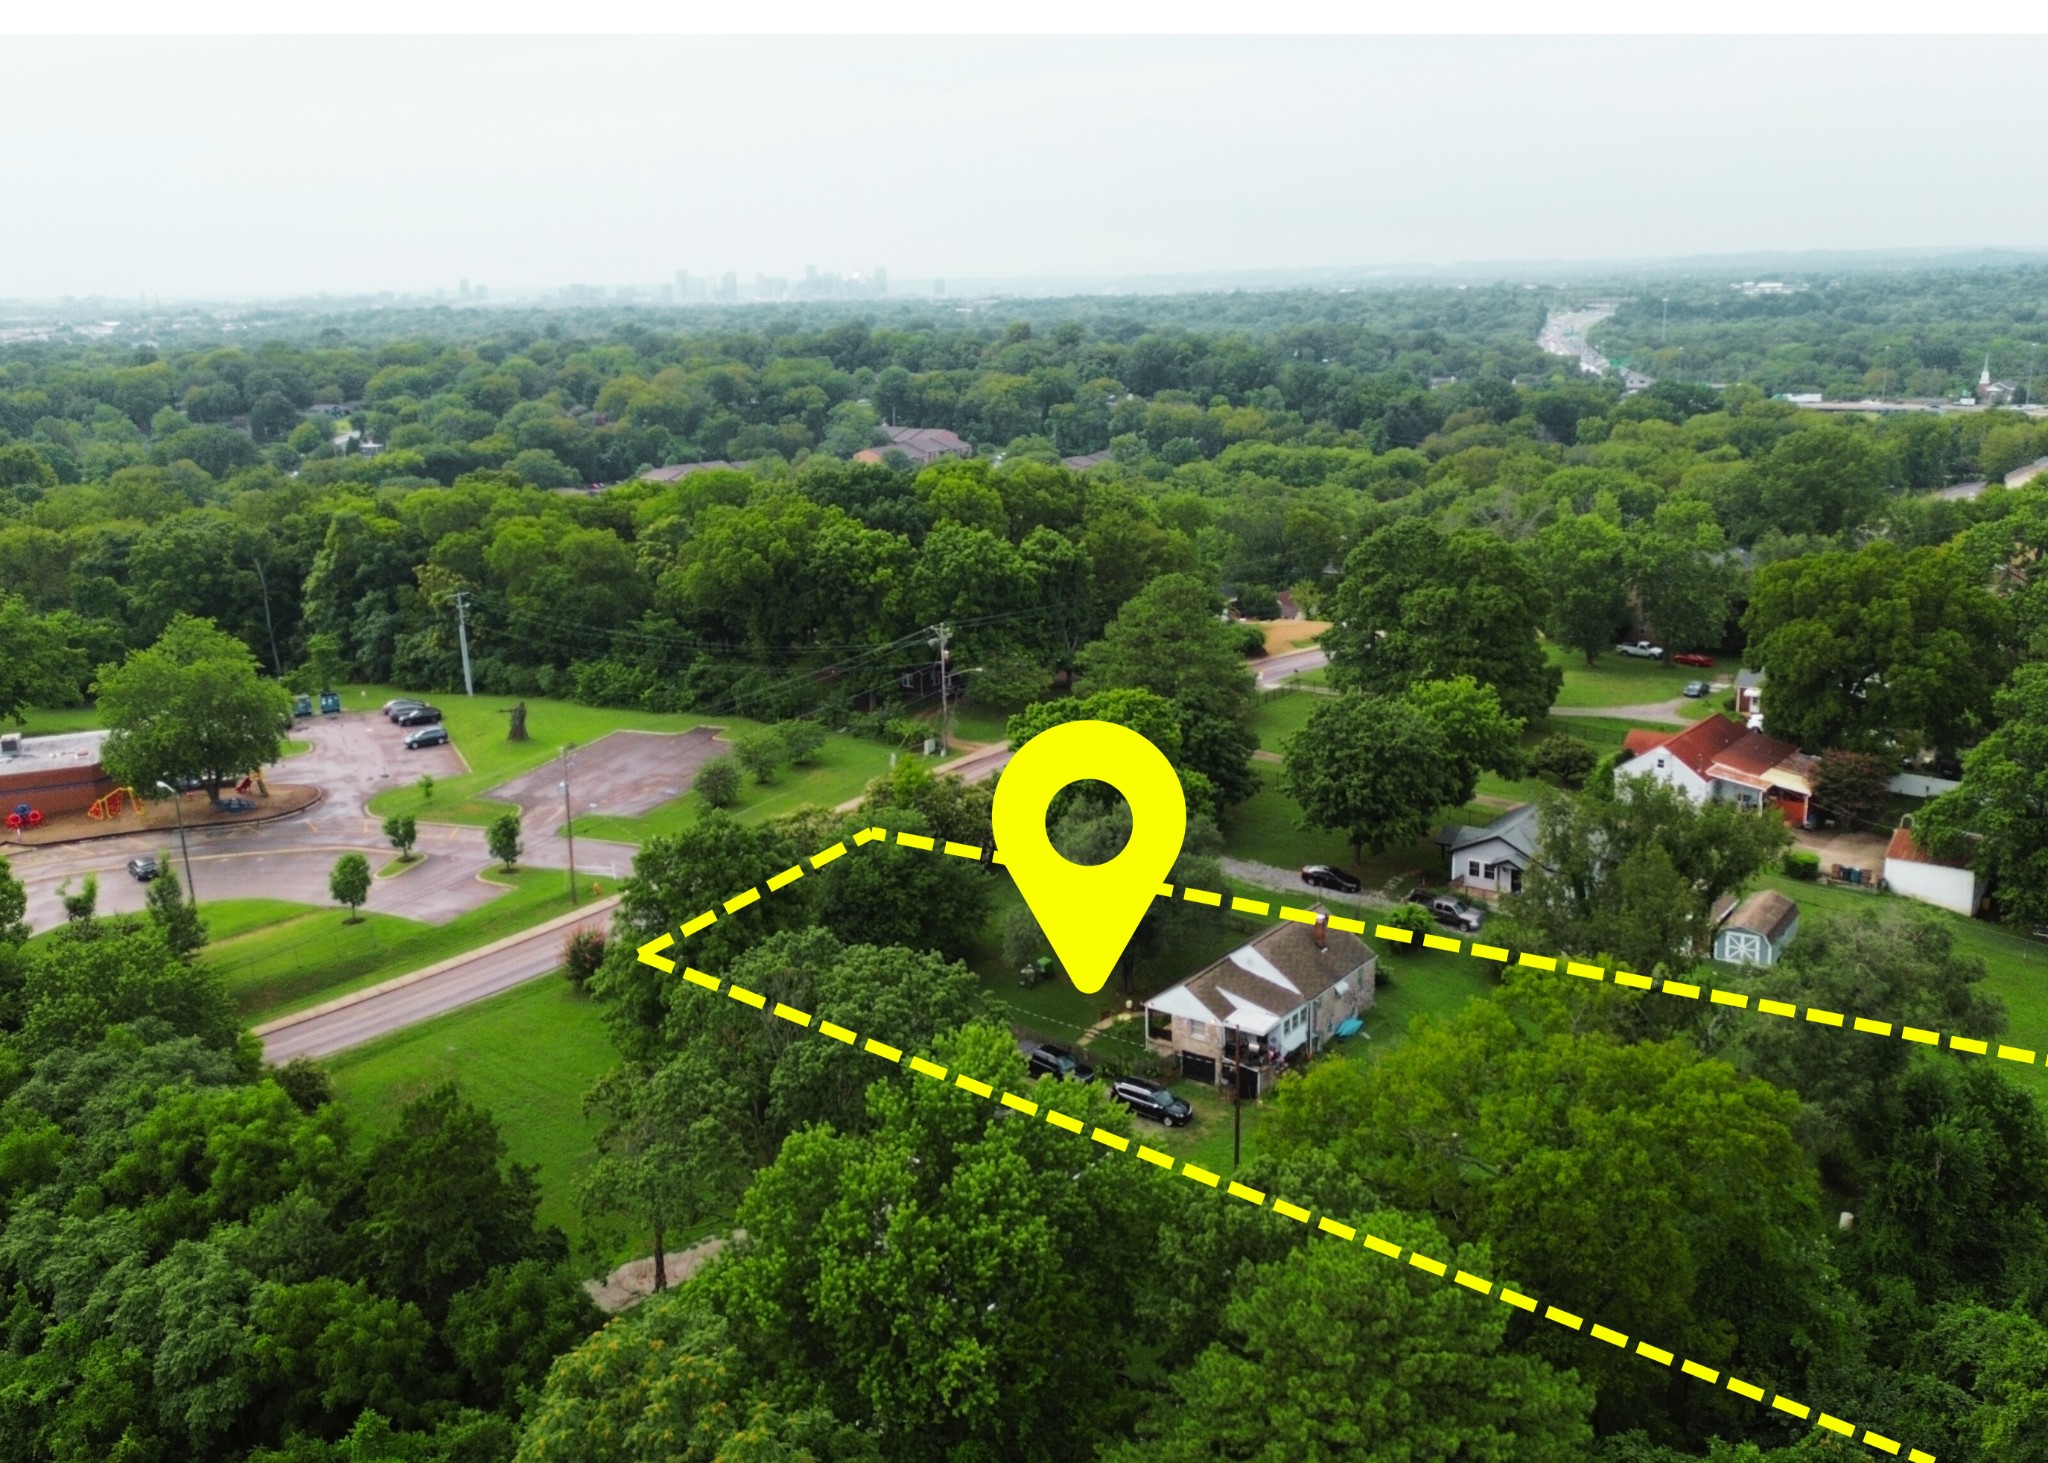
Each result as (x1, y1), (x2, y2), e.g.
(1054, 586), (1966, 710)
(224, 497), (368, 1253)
(1982, 353), (1993, 388)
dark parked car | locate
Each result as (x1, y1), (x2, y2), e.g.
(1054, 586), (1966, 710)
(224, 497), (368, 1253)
(404, 725), (450, 750)
(1300, 864), (1362, 894)
(1026, 1043), (1097, 1083)
(1108, 1075), (1192, 1127)
(126, 855), (159, 882)
(393, 705), (443, 727)
(382, 698), (426, 720)
(1683, 680), (1709, 698)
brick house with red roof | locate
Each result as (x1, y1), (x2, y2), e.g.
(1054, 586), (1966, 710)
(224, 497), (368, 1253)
(1621, 715), (1818, 826)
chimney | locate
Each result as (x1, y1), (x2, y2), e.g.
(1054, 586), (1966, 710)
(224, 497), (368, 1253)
(1312, 907), (1329, 951)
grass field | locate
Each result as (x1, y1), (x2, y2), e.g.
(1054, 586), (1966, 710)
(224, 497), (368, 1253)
(1549, 643), (1720, 709)
(7, 704), (104, 737)
(566, 734), (896, 843)
(1222, 763), (1491, 893)
(325, 976), (620, 1250)
(1249, 690), (1318, 753)
(204, 867), (600, 1019)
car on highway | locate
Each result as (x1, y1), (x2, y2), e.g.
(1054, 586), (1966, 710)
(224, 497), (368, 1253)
(393, 705), (443, 727)
(1025, 1043), (1097, 1082)
(1683, 680), (1709, 698)
(1671, 652), (1716, 668)
(383, 698), (427, 719)
(404, 725), (450, 750)
(1107, 1075), (1193, 1127)
(126, 855), (159, 881)
(1300, 864), (1362, 894)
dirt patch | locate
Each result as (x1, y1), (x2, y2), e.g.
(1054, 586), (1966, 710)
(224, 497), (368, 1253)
(484, 728), (727, 824)
(1246, 619), (1330, 656)
(4, 784), (322, 848)
(584, 1231), (741, 1314)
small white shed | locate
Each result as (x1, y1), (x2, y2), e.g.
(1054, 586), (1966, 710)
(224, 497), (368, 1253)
(1714, 889), (1800, 968)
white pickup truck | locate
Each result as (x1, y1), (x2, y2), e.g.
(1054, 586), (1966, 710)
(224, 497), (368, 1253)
(1615, 640), (1665, 660)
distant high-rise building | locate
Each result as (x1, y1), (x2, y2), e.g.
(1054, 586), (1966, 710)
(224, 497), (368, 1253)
(660, 283), (674, 303)
(458, 279), (471, 299)
(717, 271), (739, 303)
(874, 267), (888, 296)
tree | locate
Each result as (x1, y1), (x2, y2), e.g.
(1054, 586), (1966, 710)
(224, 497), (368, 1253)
(0, 850), (27, 947)
(777, 718), (826, 766)
(1403, 674), (1526, 796)
(383, 813), (418, 861)
(1507, 777), (1790, 977)
(417, 772), (435, 803)
(0, 591), (88, 725)
(733, 730), (781, 785)
(1077, 571), (1260, 806)
(329, 852), (371, 923)
(95, 614), (291, 805)
(18, 920), (240, 1058)
(1812, 749), (1893, 825)
(1282, 694), (1463, 866)
(1109, 1216), (1593, 1463)
(487, 811), (522, 871)
(1742, 540), (2011, 754)
(1323, 519), (1562, 723)
(578, 1058), (746, 1293)
(693, 755), (741, 809)
(1920, 663), (2048, 926)
(144, 854), (206, 956)
(1528, 513), (1630, 664)
(1628, 498), (1734, 652)
(1528, 733), (1599, 787)
(59, 872), (99, 925)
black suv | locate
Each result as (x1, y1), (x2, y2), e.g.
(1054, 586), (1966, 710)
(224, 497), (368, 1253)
(1026, 1043), (1097, 1082)
(393, 705), (443, 727)
(1108, 1076), (1192, 1127)
(126, 855), (159, 882)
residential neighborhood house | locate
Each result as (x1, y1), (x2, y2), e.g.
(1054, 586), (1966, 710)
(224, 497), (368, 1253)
(1144, 912), (1374, 1096)
(1437, 802), (1541, 896)
(1622, 715), (1817, 826)
(853, 424), (973, 467)
(1713, 888), (1800, 967)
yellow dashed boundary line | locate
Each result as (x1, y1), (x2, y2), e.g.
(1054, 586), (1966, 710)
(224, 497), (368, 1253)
(632, 828), (1933, 1462)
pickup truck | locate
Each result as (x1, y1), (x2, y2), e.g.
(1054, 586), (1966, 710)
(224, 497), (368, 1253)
(1615, 640), (1665, 660)
(1407, 889), (1485, 933)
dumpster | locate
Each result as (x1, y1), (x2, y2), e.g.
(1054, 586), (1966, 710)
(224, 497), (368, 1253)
(293, 694), (312, 718)
(319, 691), (341, 715)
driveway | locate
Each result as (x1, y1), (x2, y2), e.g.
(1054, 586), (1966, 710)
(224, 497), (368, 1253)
(1219, 856), (1395, 910)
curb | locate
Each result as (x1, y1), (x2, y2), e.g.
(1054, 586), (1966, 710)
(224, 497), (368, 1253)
(250, 892), (621, 1038)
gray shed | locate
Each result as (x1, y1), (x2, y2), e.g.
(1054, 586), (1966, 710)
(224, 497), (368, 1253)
(1714, 889), (1799, 968)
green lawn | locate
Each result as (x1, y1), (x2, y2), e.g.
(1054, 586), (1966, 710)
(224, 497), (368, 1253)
(205, 867), (600, 1020)
(566, 735), (896, 843)
(1249, 690), (1318, 753)
(203, 898), (320, 944)
(946, 703), (1019, 745)
(1751, 873), (2048, 1098)
(324, 976), (620, 1250)
(279, 739), (311, 758)
(1549, 643), (1717, 709)
(7, 704), (103, 737)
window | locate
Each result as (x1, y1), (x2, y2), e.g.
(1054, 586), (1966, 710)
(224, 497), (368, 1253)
(1656, 756), (1667, 769)
(1186, 1019), (1208, 1040)
(1467, 859), (1481, 877)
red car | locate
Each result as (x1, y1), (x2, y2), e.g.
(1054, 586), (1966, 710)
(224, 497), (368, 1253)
(1671, 652), (1716, 668)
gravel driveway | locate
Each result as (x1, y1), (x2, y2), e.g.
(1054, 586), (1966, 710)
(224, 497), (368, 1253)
(1219, 856), (1395, 910)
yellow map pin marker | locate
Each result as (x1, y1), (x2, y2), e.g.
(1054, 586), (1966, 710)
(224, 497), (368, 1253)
(992, 720), (1186, 996)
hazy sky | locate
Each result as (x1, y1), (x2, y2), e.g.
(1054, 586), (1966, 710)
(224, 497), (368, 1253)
(7, 35), (2046, 299)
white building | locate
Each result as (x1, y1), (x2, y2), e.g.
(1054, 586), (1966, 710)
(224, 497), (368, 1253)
(1623, 716), (1816, 825)
(1437, 802), (1541, 896)
(1883, 825), (1986, 916)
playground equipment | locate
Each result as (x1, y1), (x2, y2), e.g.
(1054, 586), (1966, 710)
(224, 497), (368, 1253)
(88, 786), (141, 820)
(5, 804), (44, 832)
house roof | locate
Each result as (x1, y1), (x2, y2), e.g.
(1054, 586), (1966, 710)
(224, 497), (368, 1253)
(1886, 825), (1974, 870)
(1147, 913), (1373, 1036)
(1650, 715), (1808, 792)
(1722, 888), (1799, 943)
(1439, 802), (1541, 862)
(1061, 450), (1113, 469)
(640, 461), (748, 482)
(883, 424), (971, 458)
(1655, 715), (1753, 776)
(1623, 727), (1674, 757)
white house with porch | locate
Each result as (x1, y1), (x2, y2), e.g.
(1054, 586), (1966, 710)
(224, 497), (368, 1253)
(1437, 803), (1541, 896)
(1144, 911), (1374, 1096)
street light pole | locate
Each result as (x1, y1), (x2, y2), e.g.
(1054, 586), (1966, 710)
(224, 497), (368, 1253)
(559, 743), (577, 905)
(154, 780), (195, 908)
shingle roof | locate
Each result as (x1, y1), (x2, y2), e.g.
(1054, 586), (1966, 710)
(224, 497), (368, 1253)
(1439, 802), (1541, 861)
(1153, 914), (1373, 1034)
(1722, 888), (1799, 943)
(1656, 715), (1753, 776)
(1623, 727), (1675, 757)
(884, 424), (971, 459)
(640, 460), (748, 482)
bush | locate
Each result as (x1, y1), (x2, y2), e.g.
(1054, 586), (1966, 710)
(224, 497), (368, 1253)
(1230, 621), (1268, 658)
(1379, 901), (1434, 939)
(561, 929), (606, 989)
(1783, 849), (1821, 880)
(1235, 584), (1283, 620)
(695, 756), (741, 808)
(1528, 734), (1599, 788)
(734, 731), (783, 784)
(777, 719), (826, 766)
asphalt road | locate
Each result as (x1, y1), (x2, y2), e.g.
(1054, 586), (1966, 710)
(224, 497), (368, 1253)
(257, 897), (619, 1061)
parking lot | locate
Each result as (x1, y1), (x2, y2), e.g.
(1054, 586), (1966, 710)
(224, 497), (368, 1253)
(485, 727), (727, 829)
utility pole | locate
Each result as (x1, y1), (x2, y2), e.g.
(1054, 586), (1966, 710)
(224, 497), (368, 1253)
(154, 780), (196, 910)
(559, 742), (577, 905)
(250, 557), (283, 677)
(928, 620), (952, 756)
(453, 591), (475, 697)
